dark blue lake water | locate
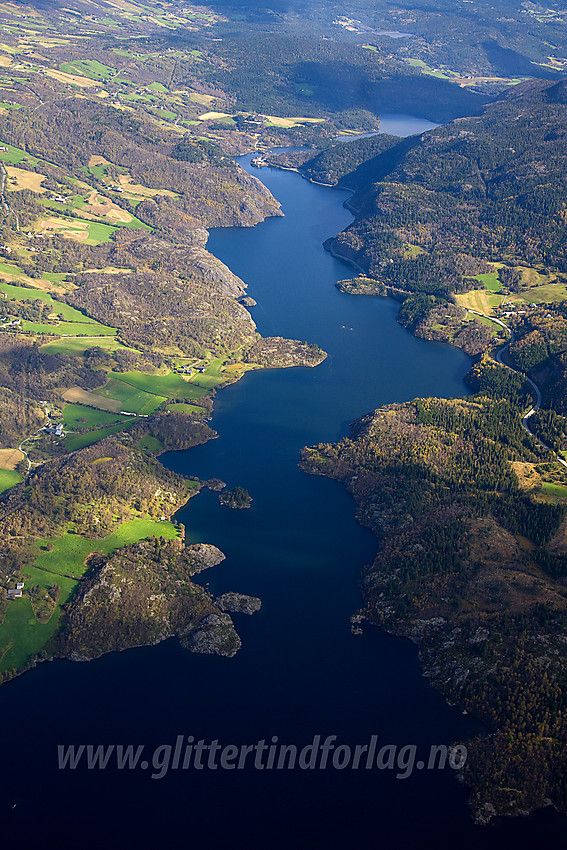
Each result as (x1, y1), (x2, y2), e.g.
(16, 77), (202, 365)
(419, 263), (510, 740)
(0, 129), (565, 850)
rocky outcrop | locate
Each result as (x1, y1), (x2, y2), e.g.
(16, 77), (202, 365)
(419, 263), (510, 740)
(236, 176), (284, 226)
(183, 612), (242, 657)
(55, 539), (226, 661)
(202, 478), (226, 492)
(216, 592), (262, 615)
(186, 543), (226, 575)
(242, 336), (327, 368)
(336, 276), (386, 296)
(187, 246), (248, 298)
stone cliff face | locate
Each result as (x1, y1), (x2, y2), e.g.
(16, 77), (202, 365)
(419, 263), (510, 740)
(187, 245), (248, 298)
(122, 231), (250, 298)
(235, 171), (284, 227)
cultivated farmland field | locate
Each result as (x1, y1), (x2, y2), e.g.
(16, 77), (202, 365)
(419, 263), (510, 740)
(45, 67), (99, 87)
(0, 519), (179, 674)
(20, 319), (116, 335)
(62, 403), (127, 429)
(5, 165), (47, 193)
(510, 284), (567, 305)
(41, 336), (130, 355)
(64, 421), (135, 451)
(112, 370), (207, 399)
(62, 386), (122, 412)
(0, 280), (94, 323)
(456, 289), (504, 314)
(0, 448), (23, 470)
(0, 468), (21, 494)
(59, 59), (114, 81)
(93, 376), (167, 414)
(36, 215), (117, 244)
(475, 271), (502, 292)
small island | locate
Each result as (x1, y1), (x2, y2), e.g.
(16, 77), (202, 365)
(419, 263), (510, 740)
(219, 486), (252, 509)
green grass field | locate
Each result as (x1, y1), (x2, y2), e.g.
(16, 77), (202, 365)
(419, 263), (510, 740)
(190, 373), (224, 388)
(505, 266), (567, 304)
(137, 434), (164, 453)
(64, 420), (135, 451)
(56, 320), (115, 335)
(20, 319), (116, 336)
(0, 519), (179, 674)
(42, 272), (68, 284)
(167, 402), (207, 414)
(93, 377), (167, 414)
(115, 216), (151, 231)
(471, 314), (504, 331)
(87, 162), (109, 178)
(124, 93), (158, 104)
(41, 195), (91, 213)
(112, 370), (206, 399)
(62, 403), (127, 429)
(0, 594), (68, 676)
(405, 57), (452, 79)
(39, 215), (117, 245)
(59, 59), (114, 80)
(77, 219), (117, 245)
(0, 469), (22, 494)
(520, 267), (554, 287)
(189, 359), (227, 389)
(0, 142), (38, 165)
(540, 482), (567, 499)
(18, 320), (58, 335)
(404, 243), (425, 258)
(40, 336), (129, 355)
(0, 280), (96, 323)
(0, 261), (25, 276)
(34, 520), (178, 579)
(66, 195), (151, 230)
(155, 108), (178, 121)
(510, 284), (567, 305)
(475, 271), (502, 292)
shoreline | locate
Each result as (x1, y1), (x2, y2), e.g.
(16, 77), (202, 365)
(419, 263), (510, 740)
(248, 152), (567, 825)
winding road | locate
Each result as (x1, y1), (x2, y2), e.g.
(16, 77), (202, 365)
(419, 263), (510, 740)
(17, 402), (51, 473)
(467, 308), (567, 470)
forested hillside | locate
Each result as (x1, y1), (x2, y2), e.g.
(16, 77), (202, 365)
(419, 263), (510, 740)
(301, 375), (567, 821)
(0, 99), (281, 229)
(190, 30), (487, 122)
(325, 80), (567, 291)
